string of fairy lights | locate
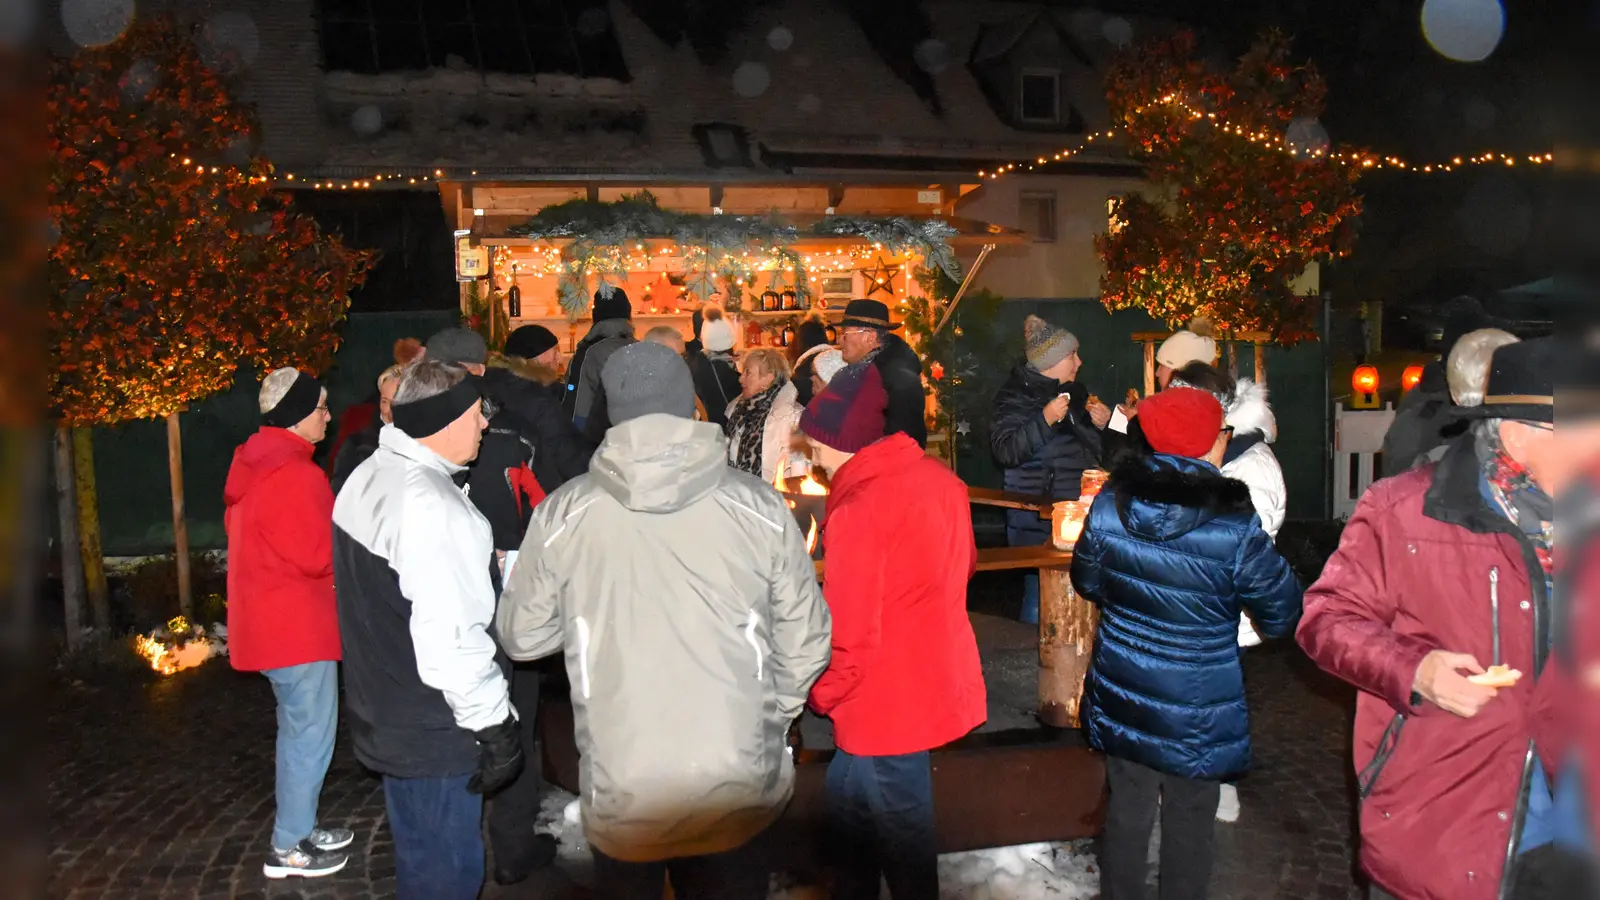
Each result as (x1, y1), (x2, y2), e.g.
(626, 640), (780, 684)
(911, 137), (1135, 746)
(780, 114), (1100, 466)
(976, 94), (1558, 181)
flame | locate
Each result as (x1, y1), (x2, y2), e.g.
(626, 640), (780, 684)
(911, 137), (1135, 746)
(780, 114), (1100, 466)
(798, 471), (828, 496)
(805, 516), (819, 555)
(134, 616), (215, 676)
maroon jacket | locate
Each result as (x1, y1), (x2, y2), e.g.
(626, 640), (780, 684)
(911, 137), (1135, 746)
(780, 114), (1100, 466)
(1297, 437), (1559, 900)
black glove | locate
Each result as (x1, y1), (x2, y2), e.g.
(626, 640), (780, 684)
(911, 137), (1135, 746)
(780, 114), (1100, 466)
(467, 713), (524, 796)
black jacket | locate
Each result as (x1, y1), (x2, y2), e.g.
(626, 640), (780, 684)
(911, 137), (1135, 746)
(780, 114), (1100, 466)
(690, 351), (741, 427)
(466, 416), (542, 552)
(990, 363), (1103, 501)
(330, 418), (381, 497)
(479, 362), (595, 492)
(1380, 360), (1456, 478)
(873, 333), (927, 448)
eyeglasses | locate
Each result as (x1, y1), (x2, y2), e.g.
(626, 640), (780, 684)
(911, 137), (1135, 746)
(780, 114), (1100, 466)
(315, 405), (329, 413)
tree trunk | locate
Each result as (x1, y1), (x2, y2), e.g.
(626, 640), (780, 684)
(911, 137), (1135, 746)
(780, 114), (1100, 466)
(166, 412), (192, 619)
(72, 427), (109, 631)
(53, 427), (86, 650)
(1038, 565), (1098, 729)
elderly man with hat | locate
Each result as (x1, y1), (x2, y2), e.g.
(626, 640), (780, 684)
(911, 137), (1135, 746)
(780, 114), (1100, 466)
(1071, 386), (1300, 900)
(835, 299), (929, 447)
(224, 367), (353, 879)
(802, 361), (986, 899)
(991, 314), (1112, 625)
(1299, 336), (1578, 900)
(496, 341), (831, 899)
(333, 359), (522, 899)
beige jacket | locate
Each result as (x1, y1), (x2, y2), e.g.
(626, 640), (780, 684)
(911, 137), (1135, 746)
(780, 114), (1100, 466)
(496, 414), (831, 862)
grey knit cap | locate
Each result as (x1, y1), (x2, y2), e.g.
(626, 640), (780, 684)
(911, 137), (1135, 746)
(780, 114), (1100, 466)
(425, 327), (488, 366)
(602, 341), (697, 423)
(1024, 315), (1079, 372)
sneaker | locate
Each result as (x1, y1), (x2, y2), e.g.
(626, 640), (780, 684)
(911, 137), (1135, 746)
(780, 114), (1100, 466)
(308, 826), (355, 852)
(1216, 783), (1241, 823)
(263, 840), (349, 879)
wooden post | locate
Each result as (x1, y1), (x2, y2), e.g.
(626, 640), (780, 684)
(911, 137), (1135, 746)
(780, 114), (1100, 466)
(52, 427), (86, 650)
(72, 427), (109, 631)
(1038, 566), (1097, 728)
(1225, 340), (1238, 378)
(166, 412), (192, 618)
(1142, 341), (1156, 397)
(1254, 342), (1266, 386)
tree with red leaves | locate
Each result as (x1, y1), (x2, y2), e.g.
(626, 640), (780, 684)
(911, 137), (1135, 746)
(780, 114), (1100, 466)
(47, 16), (373, 618)
(1097, 30), (1363, 345)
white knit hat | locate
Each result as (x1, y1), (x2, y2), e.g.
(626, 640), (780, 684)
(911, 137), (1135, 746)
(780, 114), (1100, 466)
(1156, 330), (1217, 370)
(702, 316), (736, 352)
(813, 348), (846, 385)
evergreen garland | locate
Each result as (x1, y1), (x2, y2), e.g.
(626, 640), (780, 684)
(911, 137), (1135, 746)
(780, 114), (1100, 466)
(510, 191), (961, 320)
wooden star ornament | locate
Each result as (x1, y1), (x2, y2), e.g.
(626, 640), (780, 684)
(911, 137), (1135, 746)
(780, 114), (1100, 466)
(861, 255), (901, 297)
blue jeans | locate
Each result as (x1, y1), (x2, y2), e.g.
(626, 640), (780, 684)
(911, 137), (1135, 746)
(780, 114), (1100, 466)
(1007, 513), (1048, 625)
(825, 750), (939, 900)
(263, 660), (339, 852)
(382, 774), (484, 900)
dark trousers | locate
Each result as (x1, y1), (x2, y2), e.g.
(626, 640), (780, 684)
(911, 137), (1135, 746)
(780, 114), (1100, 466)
(485, 663), (543, 871)
(382, 774), (484, 900)
(1101, 755), (1220, 900)
(590, 829), (771, 900)
(826, 749), (939, 900)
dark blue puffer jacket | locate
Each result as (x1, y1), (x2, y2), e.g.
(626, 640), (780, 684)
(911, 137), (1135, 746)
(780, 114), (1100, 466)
(1070, 453), (1301, 780)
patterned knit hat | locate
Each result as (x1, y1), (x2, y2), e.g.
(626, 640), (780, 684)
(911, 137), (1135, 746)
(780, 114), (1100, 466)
(800, 361), (887, 453)
(1024, 315), (1079, 372)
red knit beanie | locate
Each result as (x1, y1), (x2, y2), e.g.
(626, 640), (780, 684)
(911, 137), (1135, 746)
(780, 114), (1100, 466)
(800, 362), (887, 453)
(1139, 387), (1224, 458)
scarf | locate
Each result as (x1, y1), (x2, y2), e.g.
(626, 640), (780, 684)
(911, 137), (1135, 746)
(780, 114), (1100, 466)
(1475, 424), (1554, 576)
(727, 382), (781, 477)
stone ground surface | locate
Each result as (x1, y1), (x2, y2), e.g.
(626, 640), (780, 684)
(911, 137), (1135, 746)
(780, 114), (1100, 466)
(48, 572), (1363, 899)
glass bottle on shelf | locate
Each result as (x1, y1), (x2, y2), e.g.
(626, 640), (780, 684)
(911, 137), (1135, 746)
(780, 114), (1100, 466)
(761, 290), (780, 312)
(781, 289), (799, 310)
(780, 323), (796, 347)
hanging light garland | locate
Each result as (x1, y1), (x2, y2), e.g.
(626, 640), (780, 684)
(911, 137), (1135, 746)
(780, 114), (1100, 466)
(976, 95), (1558, 181)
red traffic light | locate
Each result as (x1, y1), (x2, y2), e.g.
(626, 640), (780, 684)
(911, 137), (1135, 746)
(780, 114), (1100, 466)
(1401, 365), (1425, 392)
(1352, 365), (1380, 395)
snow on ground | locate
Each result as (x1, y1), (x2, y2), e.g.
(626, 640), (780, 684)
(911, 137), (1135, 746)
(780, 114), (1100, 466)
(536, 790), (1101, 899)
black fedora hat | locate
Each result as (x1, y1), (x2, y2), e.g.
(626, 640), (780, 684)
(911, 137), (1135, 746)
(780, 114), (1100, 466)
(839, 299), (901, 330)
(1463, 337), (1561, 423)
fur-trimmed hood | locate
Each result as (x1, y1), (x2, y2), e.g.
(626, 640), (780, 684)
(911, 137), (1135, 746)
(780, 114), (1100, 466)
(1111, 453), (1254, 542)
(1225, 378), (1276, 443)
(487, 352), (561, 386)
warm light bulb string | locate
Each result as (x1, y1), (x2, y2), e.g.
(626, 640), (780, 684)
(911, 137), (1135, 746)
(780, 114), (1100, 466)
(976, 95), (1557, 181)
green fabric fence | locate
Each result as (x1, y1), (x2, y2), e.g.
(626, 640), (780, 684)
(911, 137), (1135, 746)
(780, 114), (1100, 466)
(91, 311), (456, 556)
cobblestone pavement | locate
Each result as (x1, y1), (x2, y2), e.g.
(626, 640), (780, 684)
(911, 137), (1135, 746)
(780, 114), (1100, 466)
(48, 618), (1362, 899)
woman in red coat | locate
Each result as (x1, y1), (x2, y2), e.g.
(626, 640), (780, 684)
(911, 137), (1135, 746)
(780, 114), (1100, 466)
(224, 368), (350, 880)
(800, 361), (986, 900)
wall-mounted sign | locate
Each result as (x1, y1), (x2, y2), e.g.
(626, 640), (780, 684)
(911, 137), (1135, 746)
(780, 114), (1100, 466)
(455, 230), (488, 281)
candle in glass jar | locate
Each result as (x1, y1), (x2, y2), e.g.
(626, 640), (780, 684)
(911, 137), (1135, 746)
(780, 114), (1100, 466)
(1053, 500), (1089, 549)
(1080, 469), (1108, 499)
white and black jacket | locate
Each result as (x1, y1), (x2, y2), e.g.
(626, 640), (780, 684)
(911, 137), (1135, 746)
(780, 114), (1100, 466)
(332, 425), (511, 778)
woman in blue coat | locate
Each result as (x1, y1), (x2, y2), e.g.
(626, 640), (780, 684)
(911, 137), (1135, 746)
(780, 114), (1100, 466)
(1069, 387), (1301, 900)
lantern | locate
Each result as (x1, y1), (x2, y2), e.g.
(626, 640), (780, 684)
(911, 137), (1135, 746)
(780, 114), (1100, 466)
(1052, 500), (1090, 549)
(744, 318), (763, 347)
(1352, 365), (1380, 394)
(1401, 365), (1424, 392)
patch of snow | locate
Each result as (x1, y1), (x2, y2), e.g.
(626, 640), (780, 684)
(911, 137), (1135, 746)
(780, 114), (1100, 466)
(733, 62), (771, 98)
(767, 27), (794, 51)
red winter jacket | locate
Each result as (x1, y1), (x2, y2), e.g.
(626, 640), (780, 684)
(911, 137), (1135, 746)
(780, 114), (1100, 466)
(809, 434), (986, 756)
(1297, 437), (1561, 900)
(224, 427), (340, 672)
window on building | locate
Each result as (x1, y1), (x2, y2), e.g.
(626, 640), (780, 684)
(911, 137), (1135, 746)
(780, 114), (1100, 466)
(1020, 191), (1057, 242)
(316, 0), (629, 78)
(1019, 69), (1060, 123)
